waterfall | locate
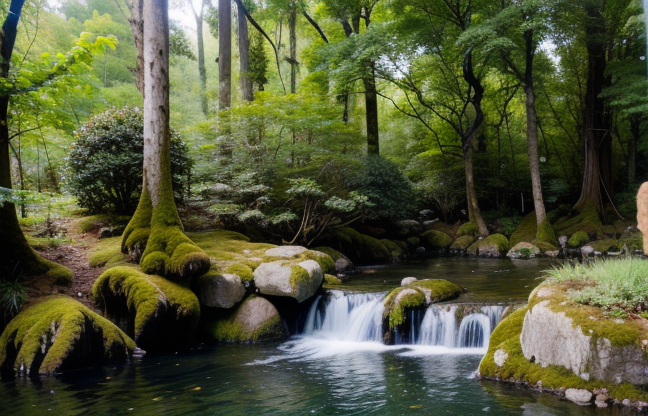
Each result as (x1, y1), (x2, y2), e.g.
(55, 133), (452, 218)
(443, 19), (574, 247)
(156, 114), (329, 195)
(301, 290), (506, 350)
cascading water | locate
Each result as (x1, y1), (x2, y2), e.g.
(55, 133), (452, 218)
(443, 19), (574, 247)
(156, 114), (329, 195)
(300, 290), (506, 352)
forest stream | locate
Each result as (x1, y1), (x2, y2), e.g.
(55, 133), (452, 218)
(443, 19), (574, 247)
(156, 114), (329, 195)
(0, 258), (635, 416)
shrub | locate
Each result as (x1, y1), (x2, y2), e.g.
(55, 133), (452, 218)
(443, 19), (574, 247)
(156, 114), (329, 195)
(67, 107), (192, 215)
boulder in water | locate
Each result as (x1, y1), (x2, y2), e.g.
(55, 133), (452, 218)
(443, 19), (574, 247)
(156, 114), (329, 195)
(507, 242), (540, 259)
(253, 260), (323, 302)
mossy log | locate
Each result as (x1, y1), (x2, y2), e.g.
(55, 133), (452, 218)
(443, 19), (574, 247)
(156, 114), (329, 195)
(0, 296), (134, 377)
(92, 266), (200, 352)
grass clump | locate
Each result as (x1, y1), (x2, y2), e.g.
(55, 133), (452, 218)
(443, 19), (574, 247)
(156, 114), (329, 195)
(544, 258), (648, 315)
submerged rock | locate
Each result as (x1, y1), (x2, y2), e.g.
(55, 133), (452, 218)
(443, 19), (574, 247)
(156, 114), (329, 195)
(565, 388), (593, 406)
(0, 296), (134, 377)
(253, 260), (323, 302)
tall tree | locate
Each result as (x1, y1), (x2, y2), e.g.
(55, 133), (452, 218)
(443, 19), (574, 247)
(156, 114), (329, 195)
(186, 0), (209, 114)
(218, 0), (231, 110)
(237, 0), (253, 101)
(121, 0), (210, 281)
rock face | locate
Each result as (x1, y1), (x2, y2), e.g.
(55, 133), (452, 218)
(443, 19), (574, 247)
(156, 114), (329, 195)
(521, 300), (648, 384)
(507, 242), (540, 259)
(0, 296), (134, 377)
(253, 260), (323, 302)
(196, 272), (246, 308)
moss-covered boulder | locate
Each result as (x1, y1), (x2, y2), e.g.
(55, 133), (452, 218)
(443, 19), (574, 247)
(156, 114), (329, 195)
(507, 242), (540, 259)
(253, 260), (323, 303)
(263, 247), (334, 274)
(451, 235), (475, 251)
(313, 246), (353, 272)
(381, 239), (404, 261)
(567, 231), (589, 248)
(195, 271), (246, 309)
(202, 296), (286, 343)
(324, 274), (343, 285)
(0, 296), (134, 377)
(554, 205), (602, 238)
(420, 230), (453, 249)
(92, 266), (200, 352)
(589, 239), (621, 253)
(509, 212), (537, 247)
(468, 234), (509, 257)
(334, 227), (391, 264)
(480, 284), (648, 404)
(383, 279), (463, 330)
(457, 222), (479, 238)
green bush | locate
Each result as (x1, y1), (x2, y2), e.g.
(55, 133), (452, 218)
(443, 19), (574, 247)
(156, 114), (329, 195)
(66, 107), (192, 215)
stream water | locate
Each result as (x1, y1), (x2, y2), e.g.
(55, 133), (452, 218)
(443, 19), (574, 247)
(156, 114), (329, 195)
(0, 258), (635, 415)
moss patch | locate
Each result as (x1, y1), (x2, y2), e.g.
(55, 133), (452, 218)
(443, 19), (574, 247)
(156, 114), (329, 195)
(312, 246), (344, 262)
(72, 214), (131, 234)
(380, 239), (404, 261)
(324, 274), (343, 285)
(567, 231), (589, 248)
(457, 222), (479, 237)
(535, 218), (558, 247)
(88, 237), (131, 268)
(335, 227), (390, 263)
(421, 230), (453, 249)
(92, 266), (200, 351)
(509, 212), (537, 247)
(554, 205), (602, 238)
(468, 234), (509, 257)
(589, 239), (620, 253)
(451, 235), (475, 250)
(0, 295), (134, 376)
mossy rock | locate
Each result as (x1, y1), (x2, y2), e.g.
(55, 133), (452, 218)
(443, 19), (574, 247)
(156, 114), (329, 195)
(509, 212), (537, 247)
(451, 235), (475, 251)
(596, 225), (617, 240)
(383, 279), (463, 329)
(92, 266), (200, 352)
(0, 296), (134, 377)
(201, 296), (286, 343)
(567, 231), (589, 248)
(420, 230), (453, 249)
(480, 286), (648, 401)
(334, 227), (391, 264)
(456, 222), (479, 238)
(535, 218), (558, 247)
(406, 236), (420, 247)
(380, 239), (404, 261)
(554, 205), (602, 238)
(324, 274), (343, 286)
(253, 260), (323, 303)
(425, 221), (460, 238)
(589, 239), (620, 253)
(468, 234), (509, 257)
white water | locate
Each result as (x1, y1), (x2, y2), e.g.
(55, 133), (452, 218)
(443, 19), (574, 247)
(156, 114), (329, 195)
(288, 290), (506, 358)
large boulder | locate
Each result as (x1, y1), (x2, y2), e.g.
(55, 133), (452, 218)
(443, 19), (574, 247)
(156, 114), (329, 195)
(264, 246), (308, 258)
(507, 242), (540, 259)
(253, 260), (323, 302)
(196, 271), (246, 309)
(203, 296), (286, 343)
(0, 296), (134, 377)
(468, 234), (509, 257)
(92, 266), (200, 352)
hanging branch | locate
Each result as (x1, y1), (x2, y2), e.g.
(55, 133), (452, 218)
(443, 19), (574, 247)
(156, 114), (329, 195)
(302, 11), (328, 43)
(233, 0), (286, 94)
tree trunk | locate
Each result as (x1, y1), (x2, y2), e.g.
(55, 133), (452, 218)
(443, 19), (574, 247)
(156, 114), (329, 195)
(363, 71), (379, 155)
(462, 143), (488, 236)
(237, 0), (253, 101)
(122, 0), (210, 281)
(196, 13), (208, 114)
(522, 29), (547, 232)
(288, 5), (297, 94)
(218, 0), (232, 110)
(128, 0), (145, 94)
(628, 114), (639, 185)
(573, 5), (611, 215)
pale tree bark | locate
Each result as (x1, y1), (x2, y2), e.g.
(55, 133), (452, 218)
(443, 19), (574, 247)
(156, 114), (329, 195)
(127, 0), (145, 94)
(237, 0), (253, 101)
(122, 0), (210, 282)
(288, 4), (297, 93)
(218, 0), (231, 110)
(187, 0), (208, 114)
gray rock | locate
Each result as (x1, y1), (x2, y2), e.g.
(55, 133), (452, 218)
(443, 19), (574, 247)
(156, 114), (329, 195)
(494, 349), (509, 367)
(521, 300), (648, 385)
(558, 235), (568, 247)
(253, 260), (323, 302)
(401, 277), (418, 286)
(197, 273), (246, 308)
(265, 246), (308, 258)
(335, 257), (352, 272)
(565, 388), (593, 406)
(232, 296), (286, 342)
(581, 245), (595, 256)
(396, 220), (422, 235)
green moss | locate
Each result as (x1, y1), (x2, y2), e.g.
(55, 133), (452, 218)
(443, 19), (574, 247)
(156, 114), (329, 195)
(567, 231), (590, 248)
(406, 236), (420, 246)
(533, 241), (557, 252)
(302, 250), (335, 273)
(324, 274), (343, 285)
(224, 263), (254, 281)
(74, 214), (131, 234)
(451, 235), (475, 250)
(469, 234), (509, 256)
(384, 288), (426, 328)
(479, 304), (648, 402)
(509, 212), (537, 247)
(335, 227), (391, 262)
(312, 246), (344, 261)
(554, 205), (602, 237)
(0, 296), (134, 376)
(380, 239), (403, 260)
(411, 279), (463, 301)
(597, 225), (617, 240)
(589, 239), (620, 253)
(88, 237), (131, 268)
(457, 222), (479, 237)
(535, 218), (558, 246)
(421, 230), (453, 248)
(289, 264), (310, 290)
(92, 266), (200, 350)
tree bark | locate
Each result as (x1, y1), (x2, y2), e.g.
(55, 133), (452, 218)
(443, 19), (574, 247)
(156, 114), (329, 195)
(573, 4), (611, 215)
(195, 5), (208, 114)
(522, 29), (547, 229)
(363, 70), (379, 155)
(288, 5), (297, 94)
(218, 0), (232, 110)
(237, 0), (253, 101)
(128, 0), (145, 94)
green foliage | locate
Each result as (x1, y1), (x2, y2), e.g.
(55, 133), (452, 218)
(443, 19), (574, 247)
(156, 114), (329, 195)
(567, 231), (590, 247)
(0, 279), (27, 321)
(67, 107), (192, 215)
